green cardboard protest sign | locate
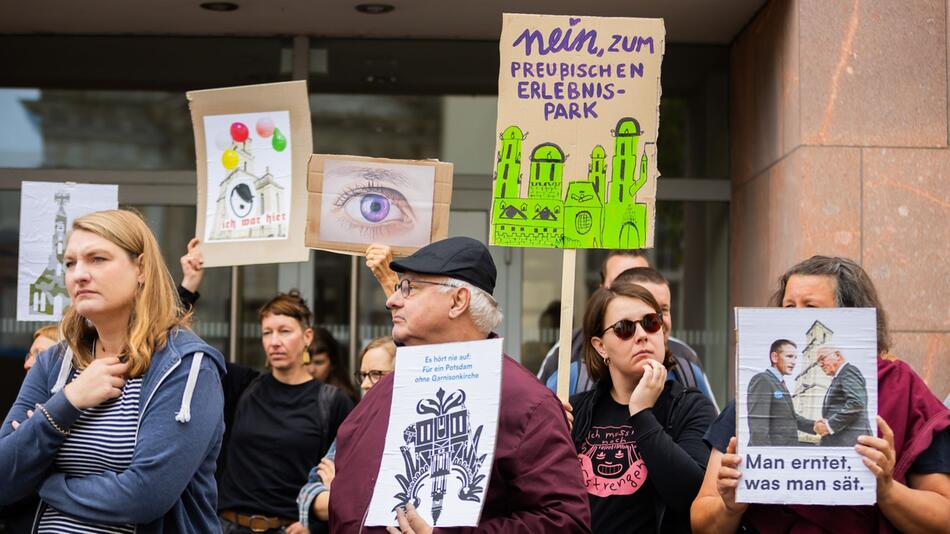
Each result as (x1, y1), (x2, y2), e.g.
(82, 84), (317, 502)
(490, 14), (666, 249)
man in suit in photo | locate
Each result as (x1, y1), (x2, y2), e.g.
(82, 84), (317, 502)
(747, 339), (813, 446)
(813, 346), (872, 446)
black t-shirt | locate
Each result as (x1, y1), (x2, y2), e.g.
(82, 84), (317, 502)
(705, 400), (950, 473)
(217, 362), (261, 481)
(579, 396), (656, 534)
(218, 374), (354, 519)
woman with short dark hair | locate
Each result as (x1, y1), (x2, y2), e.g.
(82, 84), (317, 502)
(306, 327), (359, 403)
(218, 291), (354, 534)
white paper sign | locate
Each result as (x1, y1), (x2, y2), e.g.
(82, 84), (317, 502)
(17, 181), (119, 321)
(736, 308), (878, 505)
(366, 338), (503, 528)
(202, 110), (292, 243)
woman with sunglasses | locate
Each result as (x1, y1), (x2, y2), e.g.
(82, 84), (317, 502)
(295, 336), (397, 531)
(571, 282), (717, 534)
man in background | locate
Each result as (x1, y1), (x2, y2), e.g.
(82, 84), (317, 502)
(538, 251), (717, 408)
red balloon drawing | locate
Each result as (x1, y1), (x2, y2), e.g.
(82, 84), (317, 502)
(230, 122), (249, 143)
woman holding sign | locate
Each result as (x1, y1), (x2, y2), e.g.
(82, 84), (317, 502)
(0, 209), (225, 533)
(691, 256), (950, 534)
(218, 291), (354, 534)
(571, 282), (717, 533)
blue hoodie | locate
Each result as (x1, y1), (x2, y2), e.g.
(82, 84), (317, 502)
(0, 328), (225, 533)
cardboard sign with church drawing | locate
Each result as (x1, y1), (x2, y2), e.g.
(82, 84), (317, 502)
(17, 181), (118, 321)
(305, 154), (453, 256)
(366, 338), (503, 528)
(490, 14), (665, 249)
(188, 80), (312, 267)
(735, 308), (878, 505)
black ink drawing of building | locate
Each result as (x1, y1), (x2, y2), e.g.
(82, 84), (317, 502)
(29, 190), (70, 317)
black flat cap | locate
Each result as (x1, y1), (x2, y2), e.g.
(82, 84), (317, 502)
(390, 237), (496, 295)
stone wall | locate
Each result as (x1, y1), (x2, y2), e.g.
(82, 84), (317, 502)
(730, 0), (949, 399)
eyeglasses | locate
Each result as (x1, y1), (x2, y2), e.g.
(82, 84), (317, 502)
(601, 313), (664, 340)
(354, 370), (392, 384)
(393, 278), (458, 298)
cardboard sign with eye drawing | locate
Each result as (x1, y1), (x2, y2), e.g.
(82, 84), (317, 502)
(305, 154), (453, 256)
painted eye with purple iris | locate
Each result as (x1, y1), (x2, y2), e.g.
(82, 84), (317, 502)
(320, 159), (435, 248)
(332, 167), (415, 235)
(360, 194), (390, 222)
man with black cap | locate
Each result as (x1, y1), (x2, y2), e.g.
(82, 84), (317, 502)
(329, 237), (591, 533)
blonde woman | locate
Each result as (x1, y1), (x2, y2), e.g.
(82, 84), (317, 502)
(0, 209), (226, 533)
(24, 325), (62, 372)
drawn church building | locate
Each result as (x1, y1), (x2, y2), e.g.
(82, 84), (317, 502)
(210, 137), (287, 241)
(29, 191), (70, 316)
(492, 117), (651, 248)
(793, 320), (835, 444)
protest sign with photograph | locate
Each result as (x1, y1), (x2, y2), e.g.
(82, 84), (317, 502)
(17, 181), (118, 321)
(736, 307), (878, 505)
(305, 154), (453, 256)
(365, 338), (503, 527)
(490, 13), (665, 249)
(188, 80), (312, 267)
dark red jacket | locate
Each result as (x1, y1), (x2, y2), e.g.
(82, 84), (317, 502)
(742, 357), (950, 533)
(329, 355), (592, 533)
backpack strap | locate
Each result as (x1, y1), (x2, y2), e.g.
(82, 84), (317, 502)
(671, 353), (698, 389)
(316, 382), (338, 434)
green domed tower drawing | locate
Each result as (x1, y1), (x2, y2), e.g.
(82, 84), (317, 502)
(494, 126), (524, 199)
(527, 143), (565, 200)
(608, 118), (645, 203)
(604, 117), (649, 248)
(587, 145), (607, 203)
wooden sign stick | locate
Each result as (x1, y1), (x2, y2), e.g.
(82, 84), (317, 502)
(556, 249), (577, 402)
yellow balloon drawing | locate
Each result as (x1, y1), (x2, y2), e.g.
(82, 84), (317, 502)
(221, 149), (239, 170)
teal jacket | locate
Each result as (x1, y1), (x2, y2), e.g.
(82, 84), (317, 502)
(0, 328), (225, 533)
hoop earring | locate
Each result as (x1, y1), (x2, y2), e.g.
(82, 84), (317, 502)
(302, 351), (311, 364)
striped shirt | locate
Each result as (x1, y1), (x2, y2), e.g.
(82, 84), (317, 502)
(37, 376), (143, 533)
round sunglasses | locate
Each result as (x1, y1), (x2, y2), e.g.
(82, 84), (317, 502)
(601, 313), (664, 340)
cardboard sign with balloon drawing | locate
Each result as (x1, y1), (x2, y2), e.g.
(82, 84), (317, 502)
(188, 81), (312, 267)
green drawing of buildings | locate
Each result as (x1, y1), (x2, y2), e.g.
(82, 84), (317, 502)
(491, 117), (651, 249)
(588, 145), (607, 203)
(564, 181), (603, 248)
(493, 141), (565, 248)
(494, 126), (524, 199)
(30, 191), (70, 316)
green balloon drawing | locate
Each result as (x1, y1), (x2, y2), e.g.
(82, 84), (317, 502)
(272, 128), (288, 152)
